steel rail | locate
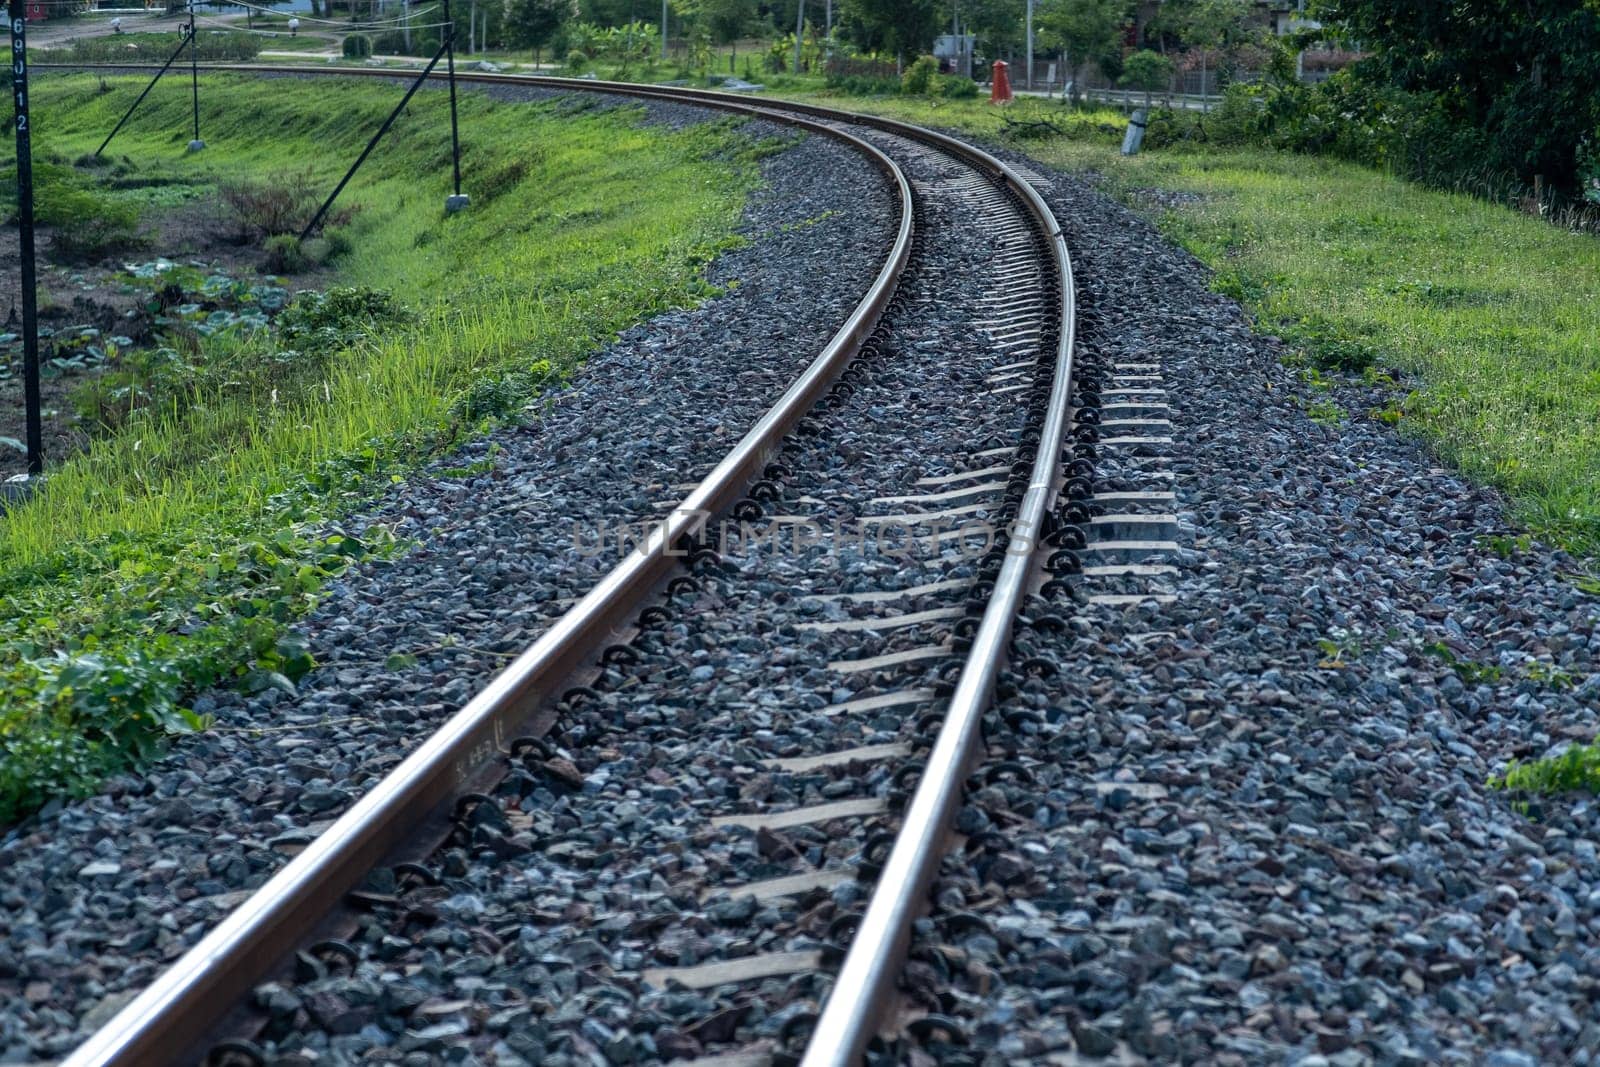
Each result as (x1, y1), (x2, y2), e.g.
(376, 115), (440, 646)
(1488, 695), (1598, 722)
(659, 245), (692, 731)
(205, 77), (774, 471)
(57, 82), (914, 1067)
(800, 148), (1076, 1067)
(37, 65), (1078, 1065)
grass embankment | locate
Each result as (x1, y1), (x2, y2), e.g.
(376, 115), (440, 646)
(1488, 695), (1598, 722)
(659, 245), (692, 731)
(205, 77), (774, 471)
(0, 74), (769, 822)
(781, 92), (1600, 559)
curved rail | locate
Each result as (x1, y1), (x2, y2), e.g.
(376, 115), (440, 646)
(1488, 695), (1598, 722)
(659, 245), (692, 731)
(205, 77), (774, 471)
(39, 67), (1077, 1066)
(57, 78), (914, 1067)
(802, 137), (1076, 1067)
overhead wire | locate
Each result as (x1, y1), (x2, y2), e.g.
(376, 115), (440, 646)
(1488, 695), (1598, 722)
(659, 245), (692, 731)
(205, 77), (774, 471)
(194, 10), (447, 34)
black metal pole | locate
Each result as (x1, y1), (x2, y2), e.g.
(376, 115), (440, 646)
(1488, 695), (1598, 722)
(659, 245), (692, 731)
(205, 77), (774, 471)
(187, 0), (202, 149)
(95, 27), (192, 157)
(442, 0), (461, 197)
(9, 0), (42, 475)
(299, 37), (453, 241)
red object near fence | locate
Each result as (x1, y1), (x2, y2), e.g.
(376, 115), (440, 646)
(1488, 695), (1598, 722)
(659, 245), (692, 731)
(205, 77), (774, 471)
(990, 60), (1013, 104)
(25, 1), (47, 19)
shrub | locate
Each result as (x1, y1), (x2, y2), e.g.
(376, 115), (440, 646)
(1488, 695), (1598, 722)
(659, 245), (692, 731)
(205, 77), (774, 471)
(343, 33), (372, 58)
(0, 650), (196, 824)
(447, 361), (555, 423)
(764, 39), (791, 74)
(902, 54), (939, 95)
(826, 73), (900, 96)
(2, 162), (140, 260)
(219, 167), (355, 240)
(939, 74), (979, 99)
(275, 286), (411, 356)
(263, 234), (309, 274)
(566, 49), (589, 71)
(64, 31), (260, 63)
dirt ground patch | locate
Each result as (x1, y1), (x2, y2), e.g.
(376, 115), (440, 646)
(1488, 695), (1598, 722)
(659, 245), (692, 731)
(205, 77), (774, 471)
(1, 189), (332, 478)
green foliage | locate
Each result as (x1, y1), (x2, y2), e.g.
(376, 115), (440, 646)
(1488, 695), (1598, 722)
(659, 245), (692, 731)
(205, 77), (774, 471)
(264, 234), (309, 274)
(343, 33), (373, 58)
(566, 47), (591, 70)
(62, 31), (262, 63)
(940, 74), (980, 99)
(1424, 641), (1503, 685)
(1119, 48), (1174, 96)
(0, 650), (190, 825)
(503, 0), (572, 56)
(826, 72), (902, 95)
(761, 36), (787, 73)
(835, 0), (939, 61)
(1313, 0), (1600, 197)
(0, 74), (763, 822)
(1036, 0), (1131, 97)
(1489, 741), (1600, 799)
(901, 54), (938, 94)
(562, 19), (658, 62)
(218, 167), (356, 240)
(0, 524), (386, 825)
(0, 162), (141, 261)
(1303, 398), (1346, 424)
(447, 360), (555, 422)
(275, 287), (411, 354)
(698, 0), (754, 46)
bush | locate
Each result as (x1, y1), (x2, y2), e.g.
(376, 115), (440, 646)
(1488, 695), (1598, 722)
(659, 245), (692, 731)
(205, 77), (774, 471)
(343, 34), (372, 58)
(566, 49), (589, 71)
(219, 167), (355, 240)
(939, 74), (979, 99)
(263, 234), (309, 274)
(369, 28), (441, 55)
(764, 39), (791, 74)
(275, 287), (411, 356)
(826, 73), (901, 96)
(64, 31), (260, 63)
(447, 361), (554, 423)
(0, 650), (194, 825)
(902, 54), (939, 95)
(2, 162), (140, 260)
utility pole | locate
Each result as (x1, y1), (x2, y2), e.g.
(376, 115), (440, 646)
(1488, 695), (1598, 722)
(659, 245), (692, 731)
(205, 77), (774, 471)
(187, 0), (203, 150)
(9, 0), (42, 476)
(660, 0), (667, 60)
(1024, 0), (1032, 90)
(442, 0), (467, 211)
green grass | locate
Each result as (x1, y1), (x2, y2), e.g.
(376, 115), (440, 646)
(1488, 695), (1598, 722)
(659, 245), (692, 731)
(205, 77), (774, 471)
(0, 73), (770, 822)
(775, 91), (1600, 558)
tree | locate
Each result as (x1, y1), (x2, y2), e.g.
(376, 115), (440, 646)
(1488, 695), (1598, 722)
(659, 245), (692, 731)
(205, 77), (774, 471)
(1312, 0), (1600, 194)
(1118, 47), (1173, 107)
(836, 0), (939, 63)
(697, 0), (754, 66)
(504, 0), (573, 64)
(962, 0), (1024, 63)
(1034, 0), (1128, 102)
(1155, 0), (1254, 98)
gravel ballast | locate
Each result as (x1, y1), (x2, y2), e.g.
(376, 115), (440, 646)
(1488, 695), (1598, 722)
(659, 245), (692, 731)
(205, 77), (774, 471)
(0, 94), (895, 1063)
(908, 150), (1600, 1066)
(241, 128), (1060, 1066)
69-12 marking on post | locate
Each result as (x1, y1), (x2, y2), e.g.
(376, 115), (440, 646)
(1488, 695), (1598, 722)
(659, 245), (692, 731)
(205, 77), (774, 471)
(10, 0), (44, 476)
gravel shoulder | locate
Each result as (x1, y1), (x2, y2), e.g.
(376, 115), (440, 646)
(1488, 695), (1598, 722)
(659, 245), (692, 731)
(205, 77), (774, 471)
(910, 146), (1600, 1065)
(0, 103), (896, 1062)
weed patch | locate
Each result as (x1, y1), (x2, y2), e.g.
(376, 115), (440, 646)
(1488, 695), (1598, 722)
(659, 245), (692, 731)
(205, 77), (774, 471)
(1489, 742), (1600, 799)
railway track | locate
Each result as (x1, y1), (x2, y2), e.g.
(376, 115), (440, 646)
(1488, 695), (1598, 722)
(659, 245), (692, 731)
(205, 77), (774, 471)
(38, 69), (1082, 1065)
